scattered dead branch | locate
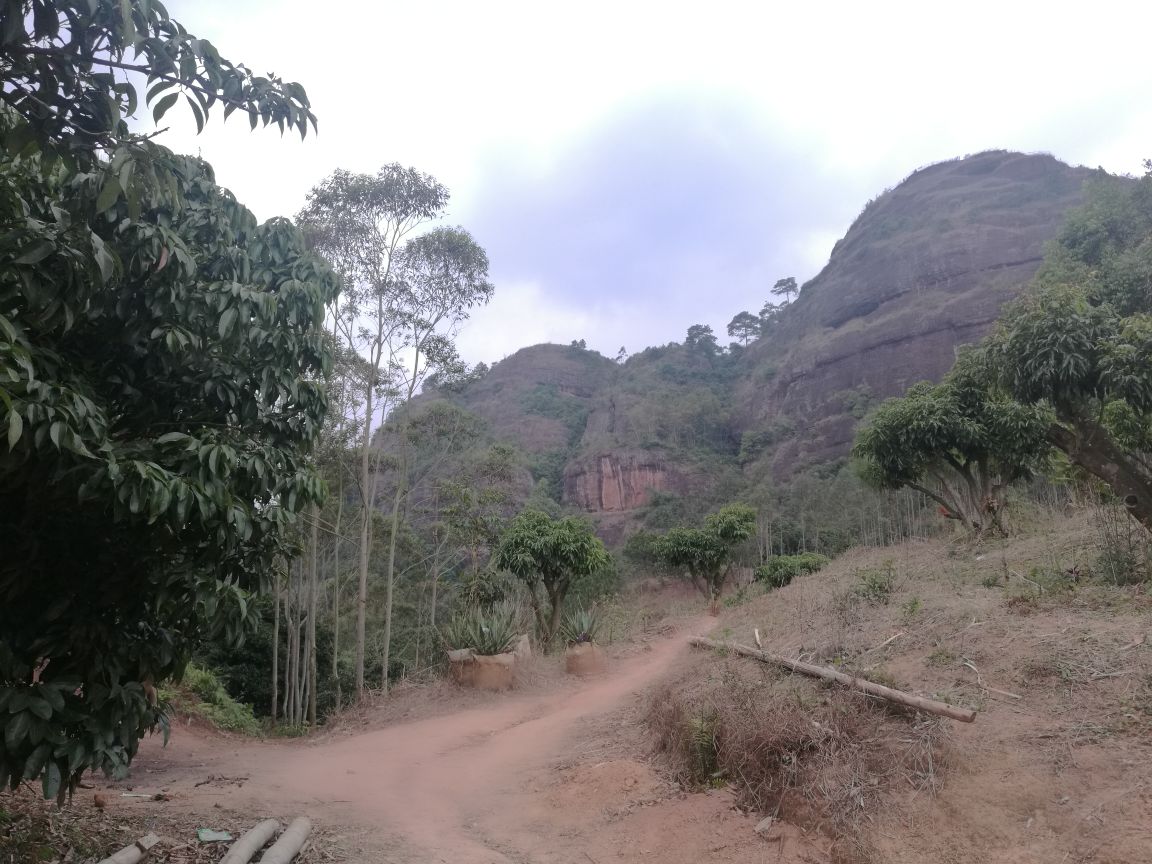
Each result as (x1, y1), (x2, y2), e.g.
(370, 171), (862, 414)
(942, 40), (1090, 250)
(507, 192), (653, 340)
(690, 637), (976, 722)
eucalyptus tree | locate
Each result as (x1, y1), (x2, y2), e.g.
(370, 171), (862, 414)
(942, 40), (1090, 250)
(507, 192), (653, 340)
(0, 0), (327, 796)
(298, 176), (492, 697)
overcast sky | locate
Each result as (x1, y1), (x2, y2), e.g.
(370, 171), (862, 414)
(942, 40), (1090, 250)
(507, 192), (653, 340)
(150, 0), (1152, 365)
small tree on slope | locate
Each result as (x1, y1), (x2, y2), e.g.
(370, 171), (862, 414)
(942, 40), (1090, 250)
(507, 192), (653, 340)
(853, 352), (1050, 536)
(655, 504), (756, 604)
(494, 510), (610, 646)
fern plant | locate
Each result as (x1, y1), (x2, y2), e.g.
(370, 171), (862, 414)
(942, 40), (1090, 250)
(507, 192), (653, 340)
(559, 606), (601, 645)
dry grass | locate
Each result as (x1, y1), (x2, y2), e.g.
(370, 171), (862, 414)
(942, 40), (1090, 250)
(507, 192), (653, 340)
(647, 653), (946, 862)
(644, 509), (1152, 863)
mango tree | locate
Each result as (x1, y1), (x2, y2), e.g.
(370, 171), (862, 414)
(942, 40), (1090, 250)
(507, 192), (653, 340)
(985, 173), (1152, 529)
(853, 352), (1050, 536)
(494, 510), (610, 645)
(0, 0), (331, 798)
(654, 503), (756, 604)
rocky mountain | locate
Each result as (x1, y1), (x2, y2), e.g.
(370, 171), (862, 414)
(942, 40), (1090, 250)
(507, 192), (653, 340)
(418, 150), (1098, 536)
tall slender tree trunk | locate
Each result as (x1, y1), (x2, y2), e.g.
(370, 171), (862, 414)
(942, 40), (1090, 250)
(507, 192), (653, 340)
(271, 575), (280, 726)
(308, 503), (319, 727)
(355, 382), (375, 700)
(331, 476), (343, 709)
(381, 479), (404, 692)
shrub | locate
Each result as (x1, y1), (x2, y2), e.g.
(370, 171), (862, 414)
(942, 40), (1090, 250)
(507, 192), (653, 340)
(440, 603), (519, 656)
(755, 553), (830, 588)
(853, 564), (896, 604)
(559, 607), (601, 645)
(171, 664), (260, 735)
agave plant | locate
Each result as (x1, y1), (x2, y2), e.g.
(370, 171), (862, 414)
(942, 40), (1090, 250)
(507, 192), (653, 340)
(440, 602), (519, 656)
(559, 606), (601, 645)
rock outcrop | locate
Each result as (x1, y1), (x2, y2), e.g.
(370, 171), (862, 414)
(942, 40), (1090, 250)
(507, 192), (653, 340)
(564, 453), (671, 512)
(736, 150), (1096, 475)
(410, 151), (1101, 530)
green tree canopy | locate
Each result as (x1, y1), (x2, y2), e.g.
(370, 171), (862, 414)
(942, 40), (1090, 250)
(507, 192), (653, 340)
(493, 510), (610, 644)
(771, 276), (798, 304)
(853, 352), (1051, 535)
(726, 311), (761, 346)
(1, 0), (315, 153)
(979, 171), (1152, 529)
(684, 323), (718, 355)
(654, 503), (756, 603)
(0, 0), (331, 798)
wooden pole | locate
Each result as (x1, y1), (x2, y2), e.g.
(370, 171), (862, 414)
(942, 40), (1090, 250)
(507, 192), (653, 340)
(97, 833), (159, 864)
(219, 820), (280, 864)
(689, 637), (976, 723)
(258, 817), (312, 864)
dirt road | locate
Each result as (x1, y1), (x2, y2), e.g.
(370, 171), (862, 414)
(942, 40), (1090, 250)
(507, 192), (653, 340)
(126, 619), (811, 862)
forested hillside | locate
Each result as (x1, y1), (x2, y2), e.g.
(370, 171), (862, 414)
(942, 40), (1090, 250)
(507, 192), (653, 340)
(412, 150), (1097, 544)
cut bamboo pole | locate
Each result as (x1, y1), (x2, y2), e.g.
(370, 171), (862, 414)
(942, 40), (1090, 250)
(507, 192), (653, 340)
(97, 833), (160, 864)
(258, 816), (312, 864)
(689, 637), (976, 723)
(220, 819), (280, 864)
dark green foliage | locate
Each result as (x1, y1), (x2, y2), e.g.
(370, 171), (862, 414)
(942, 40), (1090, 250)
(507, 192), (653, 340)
(755, 553), (829, 589)
(771, 276), (798, 303)
(559, 607), (601, 645)
(494, 510), (611, 644)
(853, 350), (1051, 534)
(521, 384), (589, 447)
(172, 664), (260, 734)
(727, 311), (761, 346)
(0, 0), (315, 154)
(440, 603), (519, 656)
(0, 0), (331, 796)
(684, 324), (719, 355)
(653, 503), (756, 602)
(737, 420), (795, 466)
(980, 171), (1152, 529)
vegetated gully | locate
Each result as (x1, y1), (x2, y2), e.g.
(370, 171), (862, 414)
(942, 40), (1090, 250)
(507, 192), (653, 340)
(136, 618), (714, 863)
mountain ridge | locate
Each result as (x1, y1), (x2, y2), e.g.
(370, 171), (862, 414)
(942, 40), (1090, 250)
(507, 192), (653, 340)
(414, 149), (1101, 540)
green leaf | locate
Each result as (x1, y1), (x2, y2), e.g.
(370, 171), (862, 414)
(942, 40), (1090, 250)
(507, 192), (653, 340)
(152, 92), (179, 123)
(7, 410), (22, 450)
(23, 743), (49, 779)
(26, 698), (51, 720)
(4, 710), (29, 750)
(156, 431), (190, 444)
(218, 307), (237, 338)
(42, 761), (61, 800)
(185, 95), (205, 133)
(14, 241), (54, 265)
(96, 175), (122, 213)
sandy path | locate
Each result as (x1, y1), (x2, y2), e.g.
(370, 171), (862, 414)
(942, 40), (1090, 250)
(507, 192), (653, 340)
(127, 618), (793, 863)
(264, 625), (698, 862)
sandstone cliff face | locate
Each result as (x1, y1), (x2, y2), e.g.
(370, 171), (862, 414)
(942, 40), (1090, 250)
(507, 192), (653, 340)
(736, 150), (1095, 475)
(564, 453), (671, 512)
(414, 151), (1099, 526)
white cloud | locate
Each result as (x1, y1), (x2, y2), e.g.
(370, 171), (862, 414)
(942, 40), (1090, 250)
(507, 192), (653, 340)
(147, 0), (1152, 353)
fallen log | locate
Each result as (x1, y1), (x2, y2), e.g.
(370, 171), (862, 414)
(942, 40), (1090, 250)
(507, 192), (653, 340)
(258, 816), (312, 864)
(97, 833), (160, 864)
(688, 637), (976, 723)
(220, 819), (280, 864)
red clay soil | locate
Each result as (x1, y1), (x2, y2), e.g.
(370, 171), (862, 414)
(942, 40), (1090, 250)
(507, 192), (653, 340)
(114, 617), (819, 863)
